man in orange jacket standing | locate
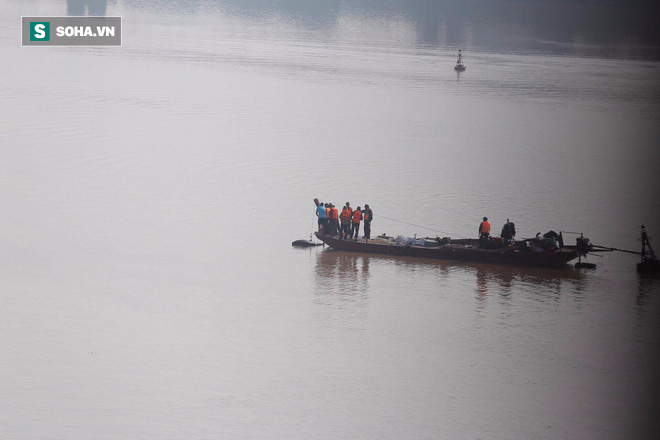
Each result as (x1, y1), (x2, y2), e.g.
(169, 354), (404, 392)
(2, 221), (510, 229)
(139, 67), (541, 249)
(351, 206), (362, 240)
(479, 216), (491, 247)
(330, 204), (339, 236)
(339, 205), (352, 240)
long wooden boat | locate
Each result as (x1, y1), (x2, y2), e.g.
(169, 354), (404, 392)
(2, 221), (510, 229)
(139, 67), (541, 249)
(315, 233), (585, 268)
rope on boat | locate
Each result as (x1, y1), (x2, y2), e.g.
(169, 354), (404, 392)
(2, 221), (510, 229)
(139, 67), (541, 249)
(377, 214), (470, 239)
(310, 211), (319, 243)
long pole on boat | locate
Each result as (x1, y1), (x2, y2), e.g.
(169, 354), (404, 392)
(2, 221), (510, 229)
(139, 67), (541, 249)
(312, 198), (322, 244)
(310, 210), (316, 242)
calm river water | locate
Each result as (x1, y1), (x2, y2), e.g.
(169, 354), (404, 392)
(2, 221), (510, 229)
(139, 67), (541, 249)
(1, 1), (659, 439)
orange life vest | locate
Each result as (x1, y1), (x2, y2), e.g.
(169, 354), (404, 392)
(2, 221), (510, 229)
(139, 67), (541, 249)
(330, 207), (339, 220)
(340, 210), (351, 222)
(326, 208), (330, 218)
(481, 221), (491, 234)
(352, 211), (361, 223)
(364, 211), (371, 221)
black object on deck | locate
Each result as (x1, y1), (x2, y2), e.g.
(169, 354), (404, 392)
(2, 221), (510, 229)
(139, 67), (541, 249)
(292, 239), (322, 247)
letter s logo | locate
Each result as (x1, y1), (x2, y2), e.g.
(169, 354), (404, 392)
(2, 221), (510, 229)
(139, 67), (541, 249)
(34, 24), (46, 39)
(28, 22), (50, 42)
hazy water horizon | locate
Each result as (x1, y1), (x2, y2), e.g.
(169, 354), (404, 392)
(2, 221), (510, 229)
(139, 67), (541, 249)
(2, 1), (659, 439)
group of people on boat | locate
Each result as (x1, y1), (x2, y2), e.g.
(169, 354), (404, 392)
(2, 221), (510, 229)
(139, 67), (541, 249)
(477, 217), (564, 251)
(479, 217), (517, 248)
(315, 201), (564, 252)
(316, 201), (374, 240)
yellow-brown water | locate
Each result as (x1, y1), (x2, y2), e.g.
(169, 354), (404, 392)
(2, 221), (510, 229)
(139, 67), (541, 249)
(1, 1), (659, 439)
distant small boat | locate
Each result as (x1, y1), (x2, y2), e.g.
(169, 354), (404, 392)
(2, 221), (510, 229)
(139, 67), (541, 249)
(454, 50), (466, 71)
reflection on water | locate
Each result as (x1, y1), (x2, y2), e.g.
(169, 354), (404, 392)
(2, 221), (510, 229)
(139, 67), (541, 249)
(315, 250), (370, 297)
(474, 263), (586, 291)
(636, 273), (660, 302)
(67, 0), (107, 16)
(634, 275), (660, 346)
(315, 248), (591, 299)
(470, 262), (591, 311)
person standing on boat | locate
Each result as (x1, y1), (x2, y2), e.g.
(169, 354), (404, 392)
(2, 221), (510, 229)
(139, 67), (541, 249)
(351, 206), (362, 240)
(479, 216), (491, 247)
(330, 203), (339, 235)
(339, 205), (352, 240)
(324, 203), (331, 235)
(316, 201), (327, 233)
(325, 203), (333, 235)
(323, 203), (330, 235)
(500, 218), (516, 244)
(344, 203), (353, 237)
(363, 204), (373, 240)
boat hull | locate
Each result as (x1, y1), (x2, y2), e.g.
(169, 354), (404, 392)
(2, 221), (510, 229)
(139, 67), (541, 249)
(315, 234), (580, 268)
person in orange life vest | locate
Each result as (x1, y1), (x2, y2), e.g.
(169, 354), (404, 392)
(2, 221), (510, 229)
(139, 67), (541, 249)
(351, 207), (362, 240)
(326, 203), (335, 235)
(339, 205), (352, 239)
(362, 204), (373, 240)
(330, 204), (340, 236)
(323, 203), (331, 235)
(479, 216), (491, 247)
(345, 202), (353, 237)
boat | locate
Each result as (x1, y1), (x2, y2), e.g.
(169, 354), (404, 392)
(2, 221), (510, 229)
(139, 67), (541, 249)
(315, 232), (589, 268)
(454, 50), (466, 71)
(636, 225), (658, 273)
(582, 225), (659, 273)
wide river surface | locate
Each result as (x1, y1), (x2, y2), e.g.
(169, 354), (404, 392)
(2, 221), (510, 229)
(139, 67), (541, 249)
(1, 1), (659, 439)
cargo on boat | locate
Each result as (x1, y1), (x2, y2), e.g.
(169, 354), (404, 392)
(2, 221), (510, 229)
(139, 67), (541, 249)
(315, 232), (587, 268)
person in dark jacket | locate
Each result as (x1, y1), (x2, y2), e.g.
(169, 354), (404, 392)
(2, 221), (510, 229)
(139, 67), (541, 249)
(362, 204), (373, 240)
(501, 218), (516, 244)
